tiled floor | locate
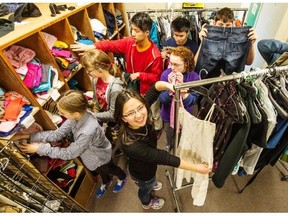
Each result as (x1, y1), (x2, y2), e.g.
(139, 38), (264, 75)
(88, 132), (288, 213)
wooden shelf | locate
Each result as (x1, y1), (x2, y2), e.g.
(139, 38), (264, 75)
(0, 3), (94, 50)
(118, 23), (126, 32)
(68, 164), (84, 194)
(0, 106), (40, 141)
(74, 171), (97, 208)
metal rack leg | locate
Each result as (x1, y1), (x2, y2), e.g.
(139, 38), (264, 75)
(278, 159), (288, 181)
(165, 169), (181, 212)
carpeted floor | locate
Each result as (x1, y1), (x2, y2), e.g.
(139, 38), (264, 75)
(88, 132), (288, 213)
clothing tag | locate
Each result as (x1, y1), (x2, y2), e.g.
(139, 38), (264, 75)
(21, 115), (35, 129)
(50, 89), (60, 101)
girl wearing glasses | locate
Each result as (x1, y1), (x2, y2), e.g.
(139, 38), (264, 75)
(80, 49), (125, 157)
(159, 46), (200, 152)
(114, 80), (211, 210)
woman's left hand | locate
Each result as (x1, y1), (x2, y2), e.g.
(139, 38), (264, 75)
(18, 142), (42, 154)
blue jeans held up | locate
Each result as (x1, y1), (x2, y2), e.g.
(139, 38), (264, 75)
(195, 25), (251, 79)
(130, 175), (156, 205)
(257, 39), (288, 65)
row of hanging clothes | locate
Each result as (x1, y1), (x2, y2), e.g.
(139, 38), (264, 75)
(126, 8), (248, 50)
(172, 65), (288, 207)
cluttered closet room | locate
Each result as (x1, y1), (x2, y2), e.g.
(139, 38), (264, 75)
(0, 1), (287, 213)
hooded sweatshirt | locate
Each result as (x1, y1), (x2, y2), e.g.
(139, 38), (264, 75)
(94, 77), (124, 122)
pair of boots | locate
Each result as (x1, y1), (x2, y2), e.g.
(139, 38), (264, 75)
(49, 4), (69, 17)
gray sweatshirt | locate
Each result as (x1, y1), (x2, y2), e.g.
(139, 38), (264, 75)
(94, 77), (124, 122)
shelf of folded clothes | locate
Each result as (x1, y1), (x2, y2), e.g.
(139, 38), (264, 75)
(0, 106), (39, 140)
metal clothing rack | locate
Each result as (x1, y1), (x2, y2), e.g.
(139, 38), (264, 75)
(166, 65), (288, 212)
(278, 159), (288, 181)
(126, 8), (248, 27)
(0, 140), (87, 212)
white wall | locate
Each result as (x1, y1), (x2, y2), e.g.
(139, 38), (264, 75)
(247, 3), (288, 69)
(275, 7), (288, 42)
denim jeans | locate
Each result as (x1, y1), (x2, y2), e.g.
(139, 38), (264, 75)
(195, 25), (251, 79)
(130, 175), (156, 205)
(257, 39), (288, 65)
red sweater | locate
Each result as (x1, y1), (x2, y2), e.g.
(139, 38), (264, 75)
(95, 37), (163, 95)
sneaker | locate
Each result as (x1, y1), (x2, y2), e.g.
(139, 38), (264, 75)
(96, 181), (111, 198)
(112, 177), (127, 193)
(153, 181), (163, 191)
(142, 197), (165, 210)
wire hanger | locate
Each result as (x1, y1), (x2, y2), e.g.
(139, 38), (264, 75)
(0, 157), (9, 171)
(199, 69), (209, 80)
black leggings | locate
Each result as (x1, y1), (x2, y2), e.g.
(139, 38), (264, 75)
(92, 159), (126, 184)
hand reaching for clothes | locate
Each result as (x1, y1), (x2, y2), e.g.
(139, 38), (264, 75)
(18, 142), (43, 154)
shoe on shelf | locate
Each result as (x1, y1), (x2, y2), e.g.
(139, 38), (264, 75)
(112, 177), (127, 193)
(95, 181), (111, 198)
(153, 181), (163, 191)
(142, 197), (165, 210)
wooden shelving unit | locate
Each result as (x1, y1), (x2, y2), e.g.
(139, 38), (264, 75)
(0, 2), (129, 212)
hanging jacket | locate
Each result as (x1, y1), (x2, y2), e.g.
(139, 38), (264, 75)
(149, 21), (161, 49)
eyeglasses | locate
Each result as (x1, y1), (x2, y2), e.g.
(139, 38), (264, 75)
(86, 68), (94, 74)
(123, 104), (145, 118)
(169, 62), (184, 68)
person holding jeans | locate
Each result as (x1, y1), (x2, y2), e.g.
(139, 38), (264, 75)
(195, 7), (257, 78)
(257, 39), (288, 65)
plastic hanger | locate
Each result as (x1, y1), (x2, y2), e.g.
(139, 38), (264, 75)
(189, 85), (225, 118)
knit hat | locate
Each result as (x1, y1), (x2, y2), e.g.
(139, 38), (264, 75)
(0, 18), (14, 37)
(8, 3), (42, 23)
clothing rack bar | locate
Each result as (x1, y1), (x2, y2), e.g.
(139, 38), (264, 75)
(167, 65), (288, 212)
(126, 8), (248, 25)
(126, 8), (248, 13)
(174, 66), (288, 91)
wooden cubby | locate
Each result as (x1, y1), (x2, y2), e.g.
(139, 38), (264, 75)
(0, 2), (129, 212)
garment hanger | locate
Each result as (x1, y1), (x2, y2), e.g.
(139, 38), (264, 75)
(189, 85), (225, 118)
(0, 157), (9, 171)
(199, 69), (209, 80)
